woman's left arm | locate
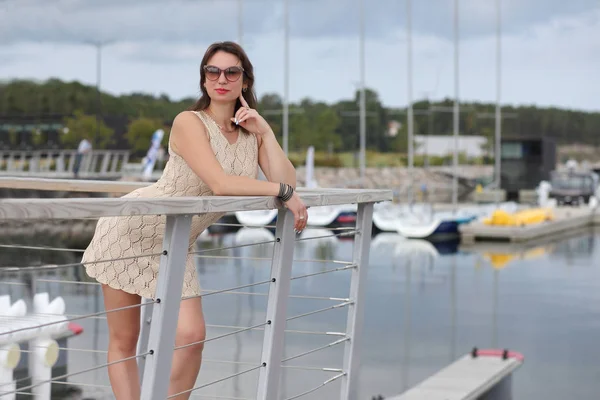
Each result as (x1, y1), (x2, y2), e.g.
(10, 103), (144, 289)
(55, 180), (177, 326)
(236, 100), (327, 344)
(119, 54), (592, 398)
(257, 132), (297, 188)
(234, 94), (297, 188)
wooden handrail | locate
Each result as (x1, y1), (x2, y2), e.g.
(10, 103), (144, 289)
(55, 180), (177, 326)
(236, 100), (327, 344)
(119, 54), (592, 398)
(0, 187), (392, 220)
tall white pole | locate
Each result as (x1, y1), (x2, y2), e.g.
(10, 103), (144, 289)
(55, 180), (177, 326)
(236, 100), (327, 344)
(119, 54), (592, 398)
(283, 0), (290, 155)
(452, 0), (459, 211)
(359, 0), (367, 182)
(406, 0), (414, 203)
(237, 0), (243, 45)
(495, 0), (502, 198)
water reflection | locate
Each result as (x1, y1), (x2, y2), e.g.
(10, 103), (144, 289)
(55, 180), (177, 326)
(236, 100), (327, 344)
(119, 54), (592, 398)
(1, 228), (600, 399)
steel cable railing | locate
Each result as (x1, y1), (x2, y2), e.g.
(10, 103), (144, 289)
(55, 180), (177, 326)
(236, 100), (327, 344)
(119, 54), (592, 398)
(167, 363), (265, 399)
(286, 301), (354, 323)
(0, 232), (281, 398)
(281, 338), (350, 364)
(0, 196), (381, 399)
(283, 372), (346, 400)
(0, 246), (162, 398)
(0, 251), (352, 398)
(0, 250), (164, 273)
(0, 243), (354, 265)
(0, 300), (157, 337)
(0, 352), (151, 396)
(189, 239), (277, 256)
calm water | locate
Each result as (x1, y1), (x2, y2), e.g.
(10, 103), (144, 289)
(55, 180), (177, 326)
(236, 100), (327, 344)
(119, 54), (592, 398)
(2, 226), (600, 399)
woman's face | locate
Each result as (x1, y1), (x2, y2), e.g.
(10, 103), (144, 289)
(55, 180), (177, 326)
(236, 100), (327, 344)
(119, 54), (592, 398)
(203, 50), (246, 104)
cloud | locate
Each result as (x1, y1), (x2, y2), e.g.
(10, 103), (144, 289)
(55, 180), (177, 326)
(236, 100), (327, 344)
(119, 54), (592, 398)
(1, 0), (598, 47)
(0, 1), (598, 111)
(0, 0), (273, 45)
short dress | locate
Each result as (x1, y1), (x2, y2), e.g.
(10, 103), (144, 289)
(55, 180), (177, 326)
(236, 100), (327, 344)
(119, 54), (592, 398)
(81, 111), (259, 299)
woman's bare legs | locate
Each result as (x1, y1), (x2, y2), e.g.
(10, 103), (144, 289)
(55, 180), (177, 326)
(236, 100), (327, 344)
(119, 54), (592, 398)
(168, 297), (207, 399)
(102, 284), (142, 400)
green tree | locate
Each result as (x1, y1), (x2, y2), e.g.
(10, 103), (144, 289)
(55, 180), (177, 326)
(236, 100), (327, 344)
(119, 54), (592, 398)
(314, 107), (342, 151)
(478, 126), (494, 157)
(3, 78), (600, 152)
(126, 117), (167, 154)
(62, 110), (114, 149)
(288, 110), (312, 152)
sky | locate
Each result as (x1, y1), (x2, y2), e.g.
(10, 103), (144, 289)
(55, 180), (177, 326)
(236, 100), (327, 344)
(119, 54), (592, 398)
(0, 0), (599, 112)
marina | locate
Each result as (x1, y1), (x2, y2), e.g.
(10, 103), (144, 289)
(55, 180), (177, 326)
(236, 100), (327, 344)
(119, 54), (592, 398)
(1, 0), (598, 396)
(1, 212), (599, 399)
(1, 177), (599, 399)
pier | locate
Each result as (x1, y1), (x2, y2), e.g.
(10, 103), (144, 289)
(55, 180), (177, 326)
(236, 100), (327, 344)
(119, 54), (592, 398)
(459, 207), (600, 244)
(385, 349), (524, 400)
(0, 150), (130, 179)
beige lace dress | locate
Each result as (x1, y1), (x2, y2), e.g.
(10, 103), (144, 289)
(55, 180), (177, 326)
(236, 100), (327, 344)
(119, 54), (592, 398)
(81, 111), (259, 299)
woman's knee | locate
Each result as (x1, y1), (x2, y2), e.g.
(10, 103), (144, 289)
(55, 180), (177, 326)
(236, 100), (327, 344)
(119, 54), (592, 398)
(176, 323), (206, 353)
(109, 327), (140, 354)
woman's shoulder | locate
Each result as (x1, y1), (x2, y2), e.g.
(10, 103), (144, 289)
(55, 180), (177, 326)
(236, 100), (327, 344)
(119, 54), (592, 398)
(172, 110), (212, 137)
(172, 110), (206, 127)
(170, 110), (211, 155)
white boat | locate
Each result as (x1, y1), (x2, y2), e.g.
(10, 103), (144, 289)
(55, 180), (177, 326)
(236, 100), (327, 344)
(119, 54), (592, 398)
(371, 232), (439, 259)
(373, 201), (520, 239)
(234, 226), (276, 244)
(307, 203), (357, 227)
(372, 202), (406, 232)
(234, 209), (277, 227)
(372, 202), (460, 238)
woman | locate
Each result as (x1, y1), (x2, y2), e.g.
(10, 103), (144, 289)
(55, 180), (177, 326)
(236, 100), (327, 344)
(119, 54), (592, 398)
(81, 41), (308, 399)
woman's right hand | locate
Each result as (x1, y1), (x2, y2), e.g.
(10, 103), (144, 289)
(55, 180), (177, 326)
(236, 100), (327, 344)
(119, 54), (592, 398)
(284, 192), (308, 233)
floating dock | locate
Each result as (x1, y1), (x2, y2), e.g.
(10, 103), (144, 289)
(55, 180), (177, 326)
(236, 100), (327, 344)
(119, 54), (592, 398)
(384, 348), (524, 400)
(459, 207), (600, 244)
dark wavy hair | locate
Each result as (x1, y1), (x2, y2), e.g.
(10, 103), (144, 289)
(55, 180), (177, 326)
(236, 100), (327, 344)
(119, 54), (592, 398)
(189, 41), (257, 134)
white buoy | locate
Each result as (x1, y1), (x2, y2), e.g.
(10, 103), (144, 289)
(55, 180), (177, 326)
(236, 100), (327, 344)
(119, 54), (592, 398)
(0, 295), (26, 400)
(28, 293), (67, 400)
(29, 338), (60, 400)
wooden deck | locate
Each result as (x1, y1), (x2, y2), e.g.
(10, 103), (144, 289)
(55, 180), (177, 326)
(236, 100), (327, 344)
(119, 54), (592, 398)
(460, 207), (598, 244)
(386, 349), (524, 400)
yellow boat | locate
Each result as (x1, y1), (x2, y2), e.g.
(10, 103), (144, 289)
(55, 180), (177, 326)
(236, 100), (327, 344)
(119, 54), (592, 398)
(483, 208), (554, 226)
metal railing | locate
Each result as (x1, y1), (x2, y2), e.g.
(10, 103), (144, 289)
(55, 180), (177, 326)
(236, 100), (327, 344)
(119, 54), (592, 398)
(0, 184), (392, 400)
(0, 150), (130, 178)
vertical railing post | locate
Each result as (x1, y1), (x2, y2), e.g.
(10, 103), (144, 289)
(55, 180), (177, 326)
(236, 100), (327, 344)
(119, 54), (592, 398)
(140, 214), (192, 400)
(29, 152), (39, 172)
(7, 152), (14, 172)
(136, 298), (154, 384)
(56, 153), (65, 173)
(110, 153), (119, 173)
(256, 208), (296, 400)
(100, 152), (111, 175)
(121, 152), (130, 172)
(18, 152), (26, 172)
(339, 202), (374, 400)
(66, 151), (75, 173)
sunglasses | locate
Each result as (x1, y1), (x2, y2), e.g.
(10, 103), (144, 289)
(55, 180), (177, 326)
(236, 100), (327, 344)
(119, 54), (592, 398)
(203, 65), (244, 82)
